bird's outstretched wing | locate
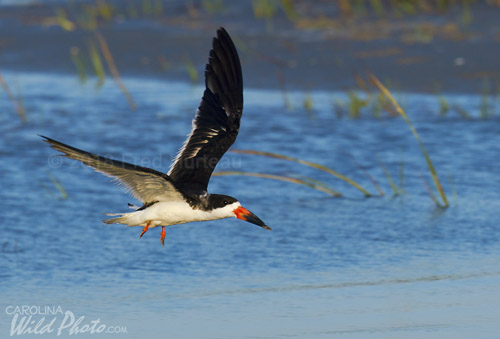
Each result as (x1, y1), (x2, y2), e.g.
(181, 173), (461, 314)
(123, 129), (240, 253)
(168, 27), (243, 192)
(42, 136), (184, 203)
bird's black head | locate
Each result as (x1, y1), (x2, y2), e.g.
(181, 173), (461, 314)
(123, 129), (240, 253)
(208, 194), (239, 210)
(208, 194), (271, 230)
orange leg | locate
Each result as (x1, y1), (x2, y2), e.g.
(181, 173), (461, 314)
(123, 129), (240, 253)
(140, 221), (151, 238)
(160, 226), (166, 247)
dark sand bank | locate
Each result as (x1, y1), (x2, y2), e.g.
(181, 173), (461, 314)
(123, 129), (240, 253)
(1, 0), (500, 94)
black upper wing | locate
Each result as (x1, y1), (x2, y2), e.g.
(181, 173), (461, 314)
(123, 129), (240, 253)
(168, 27), (243, 192)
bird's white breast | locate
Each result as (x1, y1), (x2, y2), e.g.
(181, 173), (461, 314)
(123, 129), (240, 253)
(140, 201), (239, 227)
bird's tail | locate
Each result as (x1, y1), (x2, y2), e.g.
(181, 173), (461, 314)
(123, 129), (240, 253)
(103, 212), (135, 226)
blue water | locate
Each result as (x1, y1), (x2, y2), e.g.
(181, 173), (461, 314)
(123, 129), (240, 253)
(1, 71), (500, 338)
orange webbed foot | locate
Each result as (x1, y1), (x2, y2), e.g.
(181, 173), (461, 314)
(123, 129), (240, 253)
(140, 221), (151, 238)
(160, 226), (166, 247)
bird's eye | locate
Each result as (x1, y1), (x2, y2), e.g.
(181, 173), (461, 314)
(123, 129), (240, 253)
(223, 200), (229, 205)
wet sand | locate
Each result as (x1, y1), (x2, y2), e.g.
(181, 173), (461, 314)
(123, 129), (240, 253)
(1, 1), (500, 94)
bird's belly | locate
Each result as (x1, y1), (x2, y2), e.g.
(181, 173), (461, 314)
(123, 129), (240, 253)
(142, 201), (222, 226)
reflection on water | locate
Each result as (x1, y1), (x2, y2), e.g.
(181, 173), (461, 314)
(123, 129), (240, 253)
(1, 71), (500, 338)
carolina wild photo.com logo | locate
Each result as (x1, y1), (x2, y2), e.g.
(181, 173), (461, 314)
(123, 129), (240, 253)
(5, 305), (127, 336)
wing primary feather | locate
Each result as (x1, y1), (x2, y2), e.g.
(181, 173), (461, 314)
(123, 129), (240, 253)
(168, 27), (244, 191)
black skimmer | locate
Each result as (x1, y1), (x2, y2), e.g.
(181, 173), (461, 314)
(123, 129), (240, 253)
(41, 27), (270, 247)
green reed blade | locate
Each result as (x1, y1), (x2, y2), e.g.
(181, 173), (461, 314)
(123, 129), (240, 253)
(88, 39), (106, 87)
(185, 60), (199, 84)
(95, 31), (136, 110)
(0, 71), (26, 123)
(370, 73), (448, 207)
(70, 46), (87, 83)
(213, 171), (342, 197)
(379, 160), (399, 196)
(419, 174), (440, 206)
(47, 172), (68, 200)
(344, 151), (384, 196)
(231, 149), (371, 197)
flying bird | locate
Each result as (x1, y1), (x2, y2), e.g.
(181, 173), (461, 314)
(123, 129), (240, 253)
(42, 27), (269, 247)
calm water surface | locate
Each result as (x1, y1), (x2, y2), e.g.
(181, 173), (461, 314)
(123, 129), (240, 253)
(1, 71), (500, 338)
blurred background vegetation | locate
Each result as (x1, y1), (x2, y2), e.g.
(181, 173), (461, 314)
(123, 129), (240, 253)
(2, 0), (500, 94)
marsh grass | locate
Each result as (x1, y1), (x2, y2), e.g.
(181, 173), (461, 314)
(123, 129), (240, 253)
(379, 160), (399, 196)
(213, 171), (342, 197)
(280, 0), (300, 22)
(252, 0), (278, 31)
(299, 175), (340, 195)
(276, 71), (293, 110)
(452, 104), (471, 119)
(347, 91), (368, 118)
(56, 4), (137, 110)
(54, 0), (500, 38)
(438, 96), (450, 115)
(47, 172), (69, 200)
(398, 154), (406, 194)
(480, 77), (492, 118)
(335, 89), (398, 119)
(448, 174), (458, 204)
(419, 174), (440, 206)
(95, 0), (114, 20)
(185, 60), (199, 84)
(95, 32), (137, 110)
(202, 0), (225, 14)
(70, 47), (88, 83)
(141, 0), (153, 16)
(56, 0), (165, 32)
(344, 152), (384, 196)
(0, 71), (26, 123)
(303, 93), (314, 111)
(38, 179), (56, 198)
(87, 39), (106, 88)
(461, 0), (473, 25)
(243, 0), (493, 45)
(369, 0), (385, 16)
(55, 8), (76, 31)
(231, 149), (372, 196)
(370, 73), (449, 207)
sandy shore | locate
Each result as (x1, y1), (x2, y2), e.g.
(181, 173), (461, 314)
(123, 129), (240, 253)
(1, 0), (500, 94)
